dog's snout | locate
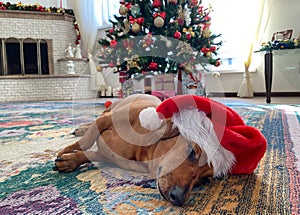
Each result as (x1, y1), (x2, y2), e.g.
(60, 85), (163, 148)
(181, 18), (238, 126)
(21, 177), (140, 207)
(168, 186), (185, 206)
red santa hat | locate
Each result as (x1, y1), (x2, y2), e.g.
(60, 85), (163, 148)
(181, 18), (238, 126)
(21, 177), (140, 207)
(139, 95), (267, 177)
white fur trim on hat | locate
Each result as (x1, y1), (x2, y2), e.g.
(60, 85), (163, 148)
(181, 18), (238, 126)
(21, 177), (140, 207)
(172, 109), (236, 177)
(139, 107), (162, 130)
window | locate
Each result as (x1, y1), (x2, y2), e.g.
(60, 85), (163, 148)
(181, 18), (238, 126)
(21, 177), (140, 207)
(94, 0), (119, 28)
(207, 0), (261, 72)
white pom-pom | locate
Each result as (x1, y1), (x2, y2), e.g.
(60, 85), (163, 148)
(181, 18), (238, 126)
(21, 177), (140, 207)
(139, 107), (162, 130)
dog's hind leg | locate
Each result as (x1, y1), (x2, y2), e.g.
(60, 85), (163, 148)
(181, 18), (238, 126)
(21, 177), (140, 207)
(72, 122), (92, 137)
(57, 112), (112, 158)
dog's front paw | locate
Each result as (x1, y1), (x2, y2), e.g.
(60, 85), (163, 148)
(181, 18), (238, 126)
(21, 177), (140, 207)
(57, 141), (82, 158)
(54, 151), (84, 172)
(52, 158), (63, 171)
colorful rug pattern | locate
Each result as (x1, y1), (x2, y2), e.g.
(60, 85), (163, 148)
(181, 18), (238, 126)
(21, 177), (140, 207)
(0, 100), (299, 214)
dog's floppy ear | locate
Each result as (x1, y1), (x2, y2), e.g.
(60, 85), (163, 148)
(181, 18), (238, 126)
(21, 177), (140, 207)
(159, 118), (180, 140)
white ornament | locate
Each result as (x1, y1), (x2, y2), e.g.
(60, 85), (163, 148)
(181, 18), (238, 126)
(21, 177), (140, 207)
(67, 60), (75, 74)
(65, 43), (75, 58)
(212, 71), (221, 79)
(184, 8), (191, 26)
(74, 44), (82, 59)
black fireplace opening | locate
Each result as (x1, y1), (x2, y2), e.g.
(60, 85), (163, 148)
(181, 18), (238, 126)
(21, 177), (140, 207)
(6, 42), (21, 75)
(23, 42), (38, 74)
(1, 38), (50, 76)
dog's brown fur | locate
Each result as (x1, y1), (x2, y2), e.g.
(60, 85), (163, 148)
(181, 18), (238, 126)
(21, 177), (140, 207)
(55, 94), (213, 206)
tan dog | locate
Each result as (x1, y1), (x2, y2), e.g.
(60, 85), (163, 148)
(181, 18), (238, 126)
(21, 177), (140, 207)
(55, 94), (214, 206)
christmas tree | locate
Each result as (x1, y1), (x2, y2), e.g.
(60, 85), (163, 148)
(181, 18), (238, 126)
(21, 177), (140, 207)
(97, 0), (222, 85)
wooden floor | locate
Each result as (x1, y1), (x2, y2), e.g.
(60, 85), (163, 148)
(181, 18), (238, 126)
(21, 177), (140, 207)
(214, 96), (299, 105)
(95, 95), (299, 105)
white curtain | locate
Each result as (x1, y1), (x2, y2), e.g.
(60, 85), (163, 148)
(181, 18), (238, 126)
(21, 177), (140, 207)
(237, 0), (274, 97)
(67, 0), (106, 91)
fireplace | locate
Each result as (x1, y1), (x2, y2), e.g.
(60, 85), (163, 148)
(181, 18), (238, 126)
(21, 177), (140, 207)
(0, 38), (51, 76)
(0, 10), (93, 102)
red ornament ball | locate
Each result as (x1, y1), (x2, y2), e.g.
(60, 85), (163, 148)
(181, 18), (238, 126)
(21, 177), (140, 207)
(104, 101), (112, 108)
(173, 31), (181, 39)
(110, 40), (117, 48)
(108, 62), (115, 67)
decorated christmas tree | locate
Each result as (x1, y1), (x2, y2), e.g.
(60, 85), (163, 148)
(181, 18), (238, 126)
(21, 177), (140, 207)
(97, 0), (222, 94)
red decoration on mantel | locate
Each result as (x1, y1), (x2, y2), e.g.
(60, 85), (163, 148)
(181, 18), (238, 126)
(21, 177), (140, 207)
(73, 21), (81, 45)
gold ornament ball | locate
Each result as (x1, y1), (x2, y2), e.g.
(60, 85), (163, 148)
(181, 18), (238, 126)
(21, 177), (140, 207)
(131, 22), (141, 33)
(183, 63), (193, 73)
(206, 51), (212, 58)
(119, 5), (128, 15)
(202, 28), (211, 38)
(154, 16), (164, 28)
(96, 65), (103, 72)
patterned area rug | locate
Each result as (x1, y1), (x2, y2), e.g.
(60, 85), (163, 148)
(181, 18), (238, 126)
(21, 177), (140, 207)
(0, 99), (299, 214)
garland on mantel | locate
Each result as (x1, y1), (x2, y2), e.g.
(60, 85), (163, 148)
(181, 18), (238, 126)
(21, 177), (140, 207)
(0, 1), (81, 45)
(0, 1), (73, 14)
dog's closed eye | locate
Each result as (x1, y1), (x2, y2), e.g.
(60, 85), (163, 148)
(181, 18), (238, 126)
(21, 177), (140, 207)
(188, 148), (197, 162)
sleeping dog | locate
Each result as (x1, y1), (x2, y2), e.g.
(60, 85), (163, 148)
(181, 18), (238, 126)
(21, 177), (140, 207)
(54, 94), (267, 206)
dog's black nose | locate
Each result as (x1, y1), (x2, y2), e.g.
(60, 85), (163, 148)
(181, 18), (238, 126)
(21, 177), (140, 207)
(168, 186), (185, 206)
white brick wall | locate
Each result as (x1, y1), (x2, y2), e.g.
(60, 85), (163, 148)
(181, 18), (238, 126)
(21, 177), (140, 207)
(0, 76), (97, 102)
(57, 60), (89, 75)
(0, 12), (94, 102)
(0, 16), (77, 74)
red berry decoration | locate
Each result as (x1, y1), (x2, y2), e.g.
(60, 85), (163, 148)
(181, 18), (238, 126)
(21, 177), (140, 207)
(168, 0), (177, 4)
(210, 46), (217, 52)
(153, 0), (162, 8)
(148, 62), (158, 70)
